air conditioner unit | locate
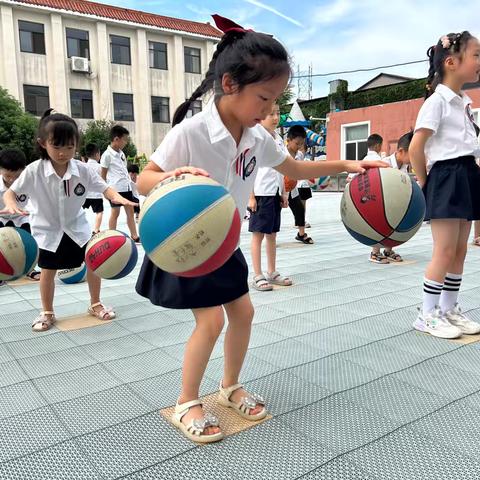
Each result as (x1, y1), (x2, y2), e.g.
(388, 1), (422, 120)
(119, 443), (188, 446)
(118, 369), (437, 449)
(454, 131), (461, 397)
(71, 56), (89, 73)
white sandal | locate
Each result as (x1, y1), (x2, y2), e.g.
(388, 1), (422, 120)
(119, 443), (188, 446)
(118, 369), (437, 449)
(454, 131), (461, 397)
(88, 302), (116, 320)
(218, 382), (267, 421)
(32, 311), (56, 332)
(252, 274), (273, 292)
(172, 399), (224, 444)
(266, 271), (293, 286)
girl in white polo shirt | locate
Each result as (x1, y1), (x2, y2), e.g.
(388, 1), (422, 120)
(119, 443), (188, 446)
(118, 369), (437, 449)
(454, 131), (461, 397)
(2, 110), (137, 332)
(135, 14), (385, 444)
(411, 31), (480, 339)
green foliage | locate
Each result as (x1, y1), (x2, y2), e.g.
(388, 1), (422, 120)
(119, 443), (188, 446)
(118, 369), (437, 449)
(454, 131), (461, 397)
(0, 87), (39, 162)
(278, 84), (295, 114)
(80, 119), (137, 158)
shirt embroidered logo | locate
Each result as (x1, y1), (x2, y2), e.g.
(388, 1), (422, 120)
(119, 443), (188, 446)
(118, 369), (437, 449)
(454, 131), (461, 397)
(235, 148), (256, 180)
(16, 194), (27, 202)
(74, 183), (86, 196)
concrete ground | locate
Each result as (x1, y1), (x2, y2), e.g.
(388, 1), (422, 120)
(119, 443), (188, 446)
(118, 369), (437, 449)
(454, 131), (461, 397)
(1, 192), (480, 479)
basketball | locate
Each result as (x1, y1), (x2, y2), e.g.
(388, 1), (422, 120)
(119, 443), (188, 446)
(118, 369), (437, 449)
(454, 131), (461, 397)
(139, 174), (241, 277)
(340, 168), (425, 247)
(85, 230), (138, 279)
(57, 263), (87, 284)
(0, 227), (39, 281)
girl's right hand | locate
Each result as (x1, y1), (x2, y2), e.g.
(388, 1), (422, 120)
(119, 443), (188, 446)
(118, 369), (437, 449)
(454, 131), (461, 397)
(248, 197), (257, 213)
(172, 166), (210, 178)
(0, 204), (28, 216)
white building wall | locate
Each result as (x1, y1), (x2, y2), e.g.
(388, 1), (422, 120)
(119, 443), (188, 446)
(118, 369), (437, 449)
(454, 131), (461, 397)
(0, 1), (217, 157)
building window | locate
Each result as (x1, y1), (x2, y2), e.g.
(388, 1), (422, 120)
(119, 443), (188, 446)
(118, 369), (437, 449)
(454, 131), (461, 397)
(151, 96), (170, 123)
(184, 46), (201, 74)
(70, 89), (93, 119)
(66, 28), (89, 58)
(19, 20), (45, 54)
(186, 100), (202, 118)
(149, 41), (167, 70)
(23, 85), (49, 116)
(111, 35), (131, 65)
(343, 123), (369, 160)
(113, 93), (134, 121)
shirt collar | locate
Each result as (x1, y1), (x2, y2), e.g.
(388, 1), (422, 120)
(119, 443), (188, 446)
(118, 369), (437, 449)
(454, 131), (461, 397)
(436, 83), (472, 106)
(43, 159), (78, 179)
(107, 145), (123, 158)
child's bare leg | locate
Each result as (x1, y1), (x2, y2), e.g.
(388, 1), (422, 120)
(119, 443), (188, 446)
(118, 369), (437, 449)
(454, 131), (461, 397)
(251, 232), (265, 276)
(265, 232), (277, 274)
(94, 212), (103, 233)
(178, 306), (224, 435)
(39, 268), (56, 317)
(222, 294), (262, 415)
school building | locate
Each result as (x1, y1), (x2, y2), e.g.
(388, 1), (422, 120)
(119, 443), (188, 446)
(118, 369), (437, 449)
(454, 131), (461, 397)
(299, 74), (480, 162)
(0, 0), (221, 155)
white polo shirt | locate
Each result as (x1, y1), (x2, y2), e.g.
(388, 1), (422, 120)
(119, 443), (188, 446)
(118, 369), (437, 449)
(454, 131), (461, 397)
(86, 158), (104, 199)
(0, 176), (30, 227)
(363, 150), (382, 161)
(151, 99), (288, 213)
(253, 131), (286, 196)
(10, 159), (108, 251)
(385, 153), (408, 173)
(415, 84), (478, 172)
(100, 146), (131, 192)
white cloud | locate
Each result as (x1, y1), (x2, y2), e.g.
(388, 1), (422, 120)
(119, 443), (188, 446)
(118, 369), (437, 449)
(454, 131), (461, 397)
(243, 0), (303, 27)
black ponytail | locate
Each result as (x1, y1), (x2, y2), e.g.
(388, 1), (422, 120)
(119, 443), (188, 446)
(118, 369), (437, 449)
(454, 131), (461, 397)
(172, 29), (290, 126)
(37, 109), (80, 160)
(425, 31), (474, 98)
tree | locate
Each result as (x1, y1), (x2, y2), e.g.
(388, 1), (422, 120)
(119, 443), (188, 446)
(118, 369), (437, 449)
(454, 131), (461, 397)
(0, 87), (38, 162)
(80, 119), (137, 159)
(278, 84), (295, 114)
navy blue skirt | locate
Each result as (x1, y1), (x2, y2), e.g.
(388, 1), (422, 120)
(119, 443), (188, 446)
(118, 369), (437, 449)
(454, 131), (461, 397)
(135, 248), (249, 309)
(248, 195), (281, 234)
(423, 156), (480, 221)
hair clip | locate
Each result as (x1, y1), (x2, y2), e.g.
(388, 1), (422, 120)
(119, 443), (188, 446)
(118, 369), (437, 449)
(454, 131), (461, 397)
(440, 35), (451, 49)
(212, 14), (253, 34)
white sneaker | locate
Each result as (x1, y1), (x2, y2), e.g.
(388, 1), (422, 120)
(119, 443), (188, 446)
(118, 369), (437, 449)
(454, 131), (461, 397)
(444, 303), (480, 335)
(413, 306), (462, 339)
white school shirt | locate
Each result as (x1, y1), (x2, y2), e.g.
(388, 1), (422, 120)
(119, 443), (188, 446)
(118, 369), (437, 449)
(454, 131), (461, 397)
(86, 158), (104, 199)
(151, 99), (288, 213)
(0, 176), (30, 227)
(10, 159), (108, 251)
(100, 146), (131, 192)
(253, 131), (286, 196)
(384, 153), (408, 173)
(415, 84), (478, 172)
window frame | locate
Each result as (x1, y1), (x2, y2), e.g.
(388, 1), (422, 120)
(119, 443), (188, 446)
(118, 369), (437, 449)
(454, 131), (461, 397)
(70, 89), (93, 119)
(23, 84), (50, 116)
(341, 121), (370, 160)
(66, 27), (90, 59)
(110, 35), (131, 65)
(18, 20), (46, 54)
(186, 99), (202, 118)
(184, 46), (201, 74)
(113, 93), (134, 121)
(149, 41), (168, 70)
(151, 96), (170, 124)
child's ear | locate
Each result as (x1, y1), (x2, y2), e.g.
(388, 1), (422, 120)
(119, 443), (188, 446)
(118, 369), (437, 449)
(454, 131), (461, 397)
(221, 73), (239, 95)
(37, 138), (46, 148)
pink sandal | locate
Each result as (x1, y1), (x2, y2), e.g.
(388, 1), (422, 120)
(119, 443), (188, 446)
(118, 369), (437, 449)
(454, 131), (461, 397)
(88, 302), (116, 320)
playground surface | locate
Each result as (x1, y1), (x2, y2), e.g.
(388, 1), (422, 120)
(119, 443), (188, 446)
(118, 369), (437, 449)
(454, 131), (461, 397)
(1, 192), (480, 479)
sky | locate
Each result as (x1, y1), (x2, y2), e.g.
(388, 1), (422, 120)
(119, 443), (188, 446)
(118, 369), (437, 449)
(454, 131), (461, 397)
(102, 0), (480, 99)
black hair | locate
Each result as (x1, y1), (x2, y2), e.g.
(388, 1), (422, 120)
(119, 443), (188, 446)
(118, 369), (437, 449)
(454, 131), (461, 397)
(367, 134), (383, 149)
(37, 109), (80, 160)
(127, 163), (139, 174)
(172, 30), (291, 126)
(85, 143), (100, 158)
(397, 131), (414, 151)
(0, 148), (26, 171)
(426, 31), (475, 98)
(286, 125), (306, 140)
(110, 125), (129, 141)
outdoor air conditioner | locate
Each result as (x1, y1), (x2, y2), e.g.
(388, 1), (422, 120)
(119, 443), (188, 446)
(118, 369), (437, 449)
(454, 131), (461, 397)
(71, 56), (89, 73)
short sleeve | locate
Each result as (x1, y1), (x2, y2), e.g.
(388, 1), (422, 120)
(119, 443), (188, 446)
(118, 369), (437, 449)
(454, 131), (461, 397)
(151, 124), (190, 172)
(100, 151), (111, 169)
(257, 129), (288, 168)
(87, 168), (108, 194)
(415, 95), (444, 134)
(10, 165), (34, 195)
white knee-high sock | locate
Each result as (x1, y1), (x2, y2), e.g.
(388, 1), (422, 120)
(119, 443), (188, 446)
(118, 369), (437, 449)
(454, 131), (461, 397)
(439, 273), (462, 312)
(423, 278), (443, 315)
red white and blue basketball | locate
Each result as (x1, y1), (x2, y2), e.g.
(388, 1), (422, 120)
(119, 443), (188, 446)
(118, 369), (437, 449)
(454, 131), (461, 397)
(0, 227), (39, 281)
(341, 168), (425, 247)
(139, 174), (241, 277)
(57, 263), (87, 284)
(85, 230), (138, 279)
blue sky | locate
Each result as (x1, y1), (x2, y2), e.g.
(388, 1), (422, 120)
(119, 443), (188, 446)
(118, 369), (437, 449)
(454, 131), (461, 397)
(105, 0), (480, 98)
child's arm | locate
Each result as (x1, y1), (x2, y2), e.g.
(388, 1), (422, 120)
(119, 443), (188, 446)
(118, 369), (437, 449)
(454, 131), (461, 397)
(275, 156), (388, 179)
(101, 167), (108, 182)
(103, 187), (138, 207)
(1, 189), (29, 216)
(409, 129), (433, 188)
(248, 191), (257, 212)
(136, 161), (209, 196)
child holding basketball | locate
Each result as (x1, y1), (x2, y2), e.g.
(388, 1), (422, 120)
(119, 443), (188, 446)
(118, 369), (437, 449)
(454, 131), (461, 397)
(2, 110), (137, 331)
(248, 102), (291, 291)
(410, 31), (480, 339)
(135, 14), (386, 443)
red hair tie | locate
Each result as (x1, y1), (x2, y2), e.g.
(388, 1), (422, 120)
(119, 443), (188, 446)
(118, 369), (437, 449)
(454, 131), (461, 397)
(212, 14), (253, 34)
